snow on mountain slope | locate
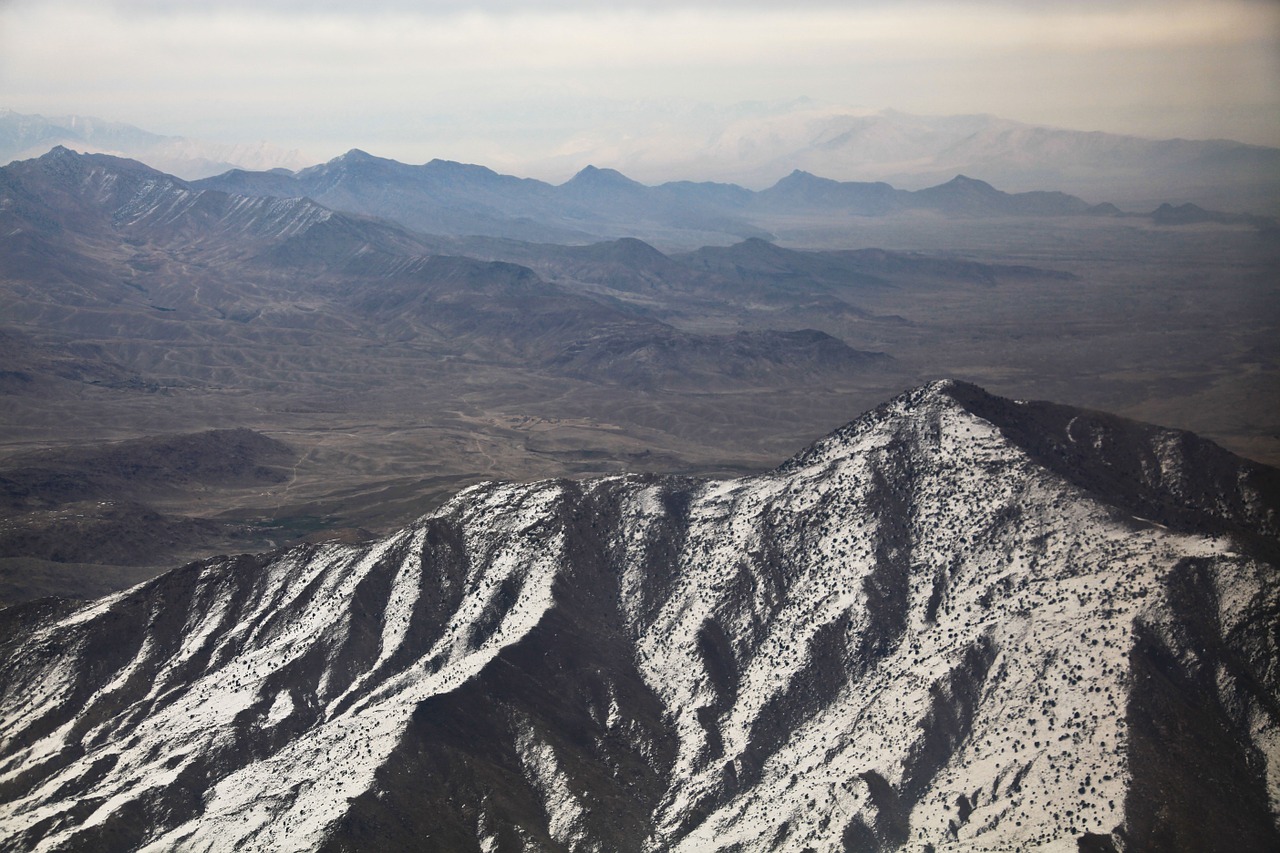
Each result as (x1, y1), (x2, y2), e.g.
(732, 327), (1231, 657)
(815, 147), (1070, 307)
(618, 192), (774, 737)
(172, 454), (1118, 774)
(1, 147), (439, 277)
(21, 146), (335, 247)
(0, 381), (1276, 852)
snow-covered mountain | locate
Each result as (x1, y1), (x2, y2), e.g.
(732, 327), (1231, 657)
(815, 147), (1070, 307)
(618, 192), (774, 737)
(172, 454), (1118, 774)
(1, 381), (1277, 851)
(0, 109), (310, 180)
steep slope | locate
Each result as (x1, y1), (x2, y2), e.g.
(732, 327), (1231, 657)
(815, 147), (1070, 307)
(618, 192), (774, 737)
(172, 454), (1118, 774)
(1, 382), (1276, 852)
(0, 147), (426, 265)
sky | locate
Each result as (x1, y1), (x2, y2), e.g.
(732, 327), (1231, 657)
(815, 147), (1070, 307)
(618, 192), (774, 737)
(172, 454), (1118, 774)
(2, 0), (1278, 173)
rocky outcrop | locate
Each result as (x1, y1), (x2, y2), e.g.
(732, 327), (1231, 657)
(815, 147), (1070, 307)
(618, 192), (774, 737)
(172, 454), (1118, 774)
(1, 381), (1276, 851)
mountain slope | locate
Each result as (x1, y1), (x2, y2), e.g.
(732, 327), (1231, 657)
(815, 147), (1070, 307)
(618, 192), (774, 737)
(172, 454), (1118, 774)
(3, 148), (892, 387)
(1, 381), (1276, 852)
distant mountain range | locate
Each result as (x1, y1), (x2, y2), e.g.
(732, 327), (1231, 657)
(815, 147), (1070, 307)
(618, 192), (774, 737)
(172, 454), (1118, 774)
(5, 104), (1278, 214)
(2, 381), (1276, 850)
(522, 103), (1280, 215)
(0, 109), (309, 180)
(188, 148), (1271, 247)
(0, 147), (903, 378)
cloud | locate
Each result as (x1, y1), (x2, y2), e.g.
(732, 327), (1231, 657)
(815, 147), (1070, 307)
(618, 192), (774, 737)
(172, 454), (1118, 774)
(2, 0), (1276, 153)
(9, 1), (1273, 77)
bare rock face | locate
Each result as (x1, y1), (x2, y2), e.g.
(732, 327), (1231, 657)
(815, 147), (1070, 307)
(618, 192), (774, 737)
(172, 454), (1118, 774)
(1, 381), (1277, 852)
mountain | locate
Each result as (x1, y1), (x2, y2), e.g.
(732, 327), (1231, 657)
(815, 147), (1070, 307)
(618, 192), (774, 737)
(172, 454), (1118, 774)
(193, 151), (1160, 249)
(0, 148), (897, 384)
(544, 327), (890, 390)
(1, 147), (919, 598)
(674, 238), (1075, 304)
(908, 175), (1097, 217)
(0, 109), (309, 180)
(196, 154), (776, 246)
(753, 171), (905, 215)
(9, 105), (1278, 214)
(1, 381), (1276, 851)
(0, 427), (293, 511)
(0, 146), (420, 259)
(0, 428), (296, 605)
(520, 103), (1280, 215)
(0, 147), (441, 332)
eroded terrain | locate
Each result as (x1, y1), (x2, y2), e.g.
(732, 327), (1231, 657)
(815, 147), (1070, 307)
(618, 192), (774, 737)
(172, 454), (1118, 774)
(2, 149), (1276, 603)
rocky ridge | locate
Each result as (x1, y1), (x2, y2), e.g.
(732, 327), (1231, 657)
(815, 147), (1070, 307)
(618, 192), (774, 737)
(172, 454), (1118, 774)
(0, 381), (1277, 851)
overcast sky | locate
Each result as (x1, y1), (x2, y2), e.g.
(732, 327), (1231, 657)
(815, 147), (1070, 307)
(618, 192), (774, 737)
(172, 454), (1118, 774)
(2, 0), (1277, 170)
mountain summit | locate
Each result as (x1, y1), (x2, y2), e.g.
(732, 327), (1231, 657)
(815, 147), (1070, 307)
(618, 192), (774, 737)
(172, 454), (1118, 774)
(0, 382), (1277, 851)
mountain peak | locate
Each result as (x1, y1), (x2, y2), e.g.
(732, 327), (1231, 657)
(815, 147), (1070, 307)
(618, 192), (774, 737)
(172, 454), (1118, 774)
(2, 382), (1275, 851)
(28, 144), (171, 184)
(579, 236), (670, 264)
(775, 169), (832, 186)
(939, 174), (998, 192)
(320, 148), (400, 172)
(563, 164), (644, 190)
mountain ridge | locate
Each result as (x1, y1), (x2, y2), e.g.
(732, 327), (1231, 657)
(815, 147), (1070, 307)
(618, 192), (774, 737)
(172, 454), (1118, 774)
(518, 104), (1280, 215)
(190, 150), (1266, 247)
(8, 105), (1277, 214)
(1, 381), (1276, 851)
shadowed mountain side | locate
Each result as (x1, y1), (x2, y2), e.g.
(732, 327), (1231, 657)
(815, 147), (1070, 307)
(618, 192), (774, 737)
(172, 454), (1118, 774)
(0, 429), (296, 605)
(346, 255), (645, 357)
(0, 328), (146, 395)
(545, 327), (891, 390)
(0, 502), (225, 567)
(938, 383), (1280, 541)
(0, 428), (293, 510)
(675, 238), (1076, 294)
(349, 257), (888, 386)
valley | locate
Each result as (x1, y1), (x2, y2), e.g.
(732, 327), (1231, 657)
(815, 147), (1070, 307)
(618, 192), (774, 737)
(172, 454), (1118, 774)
(0, 148), (1276, 606)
